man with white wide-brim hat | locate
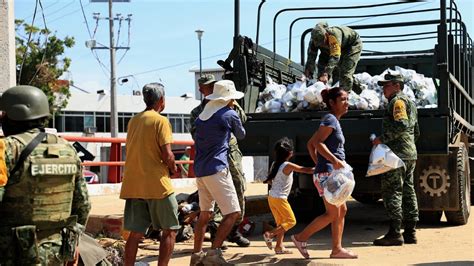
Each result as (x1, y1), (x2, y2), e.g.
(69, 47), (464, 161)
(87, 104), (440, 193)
(190, 80), (246, 266)
(191, 76), (251, 249)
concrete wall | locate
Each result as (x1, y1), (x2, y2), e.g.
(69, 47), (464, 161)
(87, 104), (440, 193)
(0, 0), (16, 92)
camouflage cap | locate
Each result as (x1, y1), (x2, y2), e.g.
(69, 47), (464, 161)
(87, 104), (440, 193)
(311, 21), (328, 45)
(377, 71), (404, 86)
(198, 74), (216, 85)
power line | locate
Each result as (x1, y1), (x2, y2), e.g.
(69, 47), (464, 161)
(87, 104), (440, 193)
(79, 0), (93, 38)
(78, 1), (110, 78)
(128, 52), (228, 77)
(20, 0), (62, 20)
(28, 0), (50, 85)
(43, 0), (75, 19)
(18, 0), (39, 84)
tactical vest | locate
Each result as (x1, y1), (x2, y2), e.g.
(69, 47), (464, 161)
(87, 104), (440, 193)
(0, 132), (80, 228)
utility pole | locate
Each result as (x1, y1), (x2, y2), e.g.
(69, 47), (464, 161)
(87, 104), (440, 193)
(0, 0), (16, 92)
(89, 0), (131, 137)
(108, 0), (118, 137)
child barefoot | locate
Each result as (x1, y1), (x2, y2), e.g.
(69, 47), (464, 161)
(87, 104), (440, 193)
(263, 137), (314, 254)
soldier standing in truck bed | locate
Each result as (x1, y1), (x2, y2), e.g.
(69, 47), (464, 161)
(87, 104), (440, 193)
(305, 21), (363, 93)
(372, 72), (420, 246)
(0, 85), (91, 265)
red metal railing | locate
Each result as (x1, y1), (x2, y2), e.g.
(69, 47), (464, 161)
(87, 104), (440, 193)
(61, 136), (195, 183)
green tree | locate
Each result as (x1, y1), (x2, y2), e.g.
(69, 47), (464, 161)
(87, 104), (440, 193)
(15, 19), (75, 112)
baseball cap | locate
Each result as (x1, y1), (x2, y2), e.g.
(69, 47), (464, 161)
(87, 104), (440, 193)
(377, 71), (404, 86)
(198, 74), (216, 85)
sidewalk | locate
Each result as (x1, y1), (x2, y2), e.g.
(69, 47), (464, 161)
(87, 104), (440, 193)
(86, 181), (269, 238)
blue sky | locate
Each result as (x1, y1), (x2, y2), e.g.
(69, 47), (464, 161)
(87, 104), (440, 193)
(14, 0), (473, 97)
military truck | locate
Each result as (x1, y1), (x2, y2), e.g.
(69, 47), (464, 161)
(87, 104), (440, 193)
(222, 0), (473, 224)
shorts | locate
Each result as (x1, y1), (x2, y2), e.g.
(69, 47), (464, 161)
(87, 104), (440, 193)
(196, 169), (241, 216)
(123, 193), (180, 234)
(313, 173), (330, 197)
(268, 196), (296, 231)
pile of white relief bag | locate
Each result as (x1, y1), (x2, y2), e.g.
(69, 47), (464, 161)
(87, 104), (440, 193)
(255, 66), (438, 113)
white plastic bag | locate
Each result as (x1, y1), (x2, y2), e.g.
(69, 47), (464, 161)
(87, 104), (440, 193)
(366, 144), (405, 176)
(321, 164), (355, 206)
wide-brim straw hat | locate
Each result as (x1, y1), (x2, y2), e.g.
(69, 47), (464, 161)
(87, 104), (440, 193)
(205, 80), (244, 101)
(199, 80), (244, 121)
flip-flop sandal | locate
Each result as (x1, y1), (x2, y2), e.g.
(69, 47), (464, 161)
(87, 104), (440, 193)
(263, 233), (273, 250)
(275, 248), (293, 254)
(330, 249), (358, 259)
(291, 235), (310, 259)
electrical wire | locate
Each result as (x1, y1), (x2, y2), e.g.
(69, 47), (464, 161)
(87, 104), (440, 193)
(45, 0), (75, 17)
(28, 0), (50, 85)
(92, 16), (100, 39)
(79, 0), (93, 38)
(117, 16), (132, 64)
(18, 0), (39, 84)
(78, 0), (110, 78)
(48, 2), (91, 25)
(127, 52), (228, 77)
(70, 83), (91, 94)
(20, 0), (61, 20)
(116, 16), (123, 47)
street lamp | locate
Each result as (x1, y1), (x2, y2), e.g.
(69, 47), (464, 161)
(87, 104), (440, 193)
(195, 29), (204, 77)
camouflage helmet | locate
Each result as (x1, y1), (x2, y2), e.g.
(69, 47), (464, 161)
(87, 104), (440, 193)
(311, 21), (329, 45)
(0, 85), (51, 121)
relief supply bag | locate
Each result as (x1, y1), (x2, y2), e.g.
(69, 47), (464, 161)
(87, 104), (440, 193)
(366, 144), (405, 177)
(322, 164), (355, 206)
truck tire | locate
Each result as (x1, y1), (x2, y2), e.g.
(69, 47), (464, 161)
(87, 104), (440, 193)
(351, 193), (381, 204)
(419, 210), (442, 224)
(469, 145), (473, 204)
(445, 143), (471, 225)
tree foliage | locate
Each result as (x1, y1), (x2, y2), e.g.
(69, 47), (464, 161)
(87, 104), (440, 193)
(15, 19), (75, 112)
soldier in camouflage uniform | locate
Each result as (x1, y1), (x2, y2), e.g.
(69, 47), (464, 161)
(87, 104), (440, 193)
(372, 72), (420, 246)
(305, 22), (363, 93)
(0, 85), (91, 265)
(190, 74), (250, 247)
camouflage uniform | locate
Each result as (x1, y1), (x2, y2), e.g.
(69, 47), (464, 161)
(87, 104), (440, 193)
(190, 101), (247, 225)
(0, 129), (91, 265)
(305, 23), (362, 92)
(380, 91), (420, 224)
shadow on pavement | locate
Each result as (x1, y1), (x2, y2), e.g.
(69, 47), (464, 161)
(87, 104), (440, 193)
(414, 262), (474, 266)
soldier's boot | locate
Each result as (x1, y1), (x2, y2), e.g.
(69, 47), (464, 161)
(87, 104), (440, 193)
(373, 220), (404, 246)
(402, 221), (417, 244)
(227, 225), (250, 247)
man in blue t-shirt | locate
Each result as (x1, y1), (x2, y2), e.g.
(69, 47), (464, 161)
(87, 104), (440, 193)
(190, 80), (246, 266)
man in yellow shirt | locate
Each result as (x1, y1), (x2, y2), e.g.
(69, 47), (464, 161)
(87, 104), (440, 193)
(120, 82), (179, 266)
